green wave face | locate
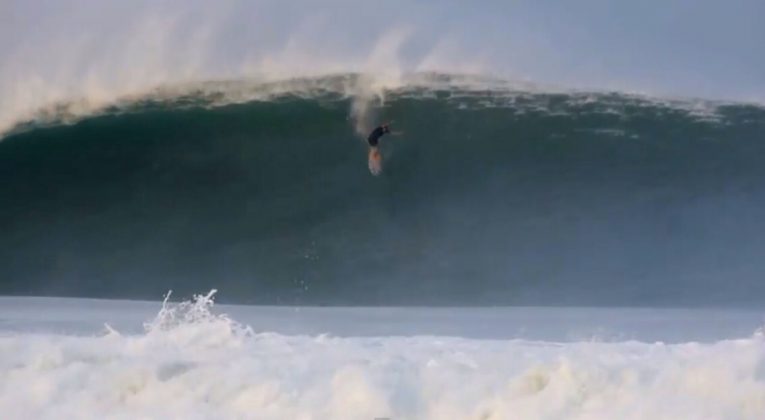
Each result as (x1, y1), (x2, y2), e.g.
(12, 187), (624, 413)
(2, 82), (765, 306)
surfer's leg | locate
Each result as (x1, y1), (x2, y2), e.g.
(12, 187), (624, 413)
(368, 145), (380, 159)
(368, 146), (382, 175)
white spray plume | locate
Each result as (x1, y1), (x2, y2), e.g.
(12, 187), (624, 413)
(2, 0), (763, 136)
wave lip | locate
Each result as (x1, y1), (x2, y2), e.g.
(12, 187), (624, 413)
(3, 72), (756, 138)
(2, 72), (505, 137)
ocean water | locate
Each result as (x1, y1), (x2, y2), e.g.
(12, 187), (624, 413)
(2, 72), (765, 418)
(3, 1), (765, 417)
(3, 75), (765, 306)
(0, 292), (763, 420)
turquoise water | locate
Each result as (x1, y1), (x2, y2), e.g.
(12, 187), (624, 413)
(2, 75), (765, 305)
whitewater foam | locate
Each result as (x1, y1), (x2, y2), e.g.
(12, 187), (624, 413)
(0, 293), (763, 419)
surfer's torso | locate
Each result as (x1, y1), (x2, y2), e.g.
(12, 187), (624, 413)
(367, 125), (390, 146)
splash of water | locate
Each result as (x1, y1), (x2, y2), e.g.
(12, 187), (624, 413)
(141, 289), (253, 347)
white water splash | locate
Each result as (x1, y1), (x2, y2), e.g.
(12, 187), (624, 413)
(0, 293), (763, 419)
(142, 289), (253, 347)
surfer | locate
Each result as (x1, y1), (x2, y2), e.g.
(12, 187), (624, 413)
(367, 123), (392, 147)
(367, 122), (403, 147)
(365, 122), (401, 176)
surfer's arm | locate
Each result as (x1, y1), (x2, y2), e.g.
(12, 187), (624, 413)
(384, 120), (401, 136)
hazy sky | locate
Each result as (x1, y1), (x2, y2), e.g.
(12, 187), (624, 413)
(1, 0), (763, 132)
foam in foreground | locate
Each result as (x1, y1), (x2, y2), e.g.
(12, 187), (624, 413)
(0, 292), (763, 420)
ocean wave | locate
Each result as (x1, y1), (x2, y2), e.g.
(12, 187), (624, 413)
(2, 76), (765, 305)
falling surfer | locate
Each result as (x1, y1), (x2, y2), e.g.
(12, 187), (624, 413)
(366, 122), (402, 176)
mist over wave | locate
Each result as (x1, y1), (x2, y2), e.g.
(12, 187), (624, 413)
(2, 0), (764, 135)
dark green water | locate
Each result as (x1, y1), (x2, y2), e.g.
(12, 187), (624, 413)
(2, 80), (765, 305)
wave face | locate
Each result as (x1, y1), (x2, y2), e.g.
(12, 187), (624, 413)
(2, 76), (765, 305)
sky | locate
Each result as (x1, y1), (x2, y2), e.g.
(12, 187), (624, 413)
(1, 0), (764, 133)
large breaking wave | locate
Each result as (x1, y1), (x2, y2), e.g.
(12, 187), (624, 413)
(2, 74), (765, 305)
